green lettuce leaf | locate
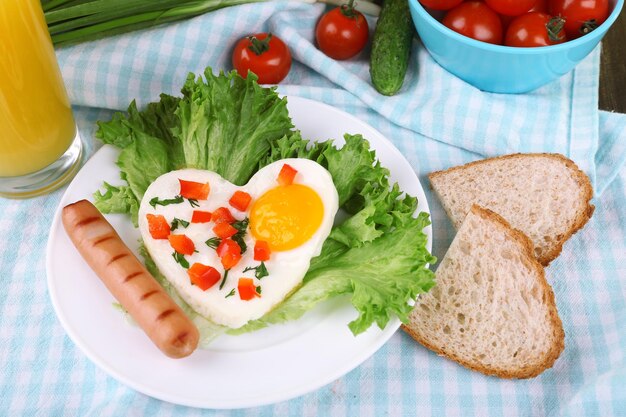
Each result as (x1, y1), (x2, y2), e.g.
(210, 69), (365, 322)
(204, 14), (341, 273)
(95, 93), (185, 210)
(323, 134), (389, 206)
(173, 69), (293, 185)
(260, 131), (330, 167)
(93, 182), (140, 226)
(116, 131), (171, 203)
(96, 94), (182, 158)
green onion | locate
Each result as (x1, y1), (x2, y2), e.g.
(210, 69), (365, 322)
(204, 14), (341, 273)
(42, 0), (266, 47)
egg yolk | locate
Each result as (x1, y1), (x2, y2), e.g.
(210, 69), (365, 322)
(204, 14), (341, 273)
(249, 184), (324, 251)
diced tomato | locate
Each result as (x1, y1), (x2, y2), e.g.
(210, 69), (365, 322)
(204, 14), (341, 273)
(187, 263), (221, 291)
(213, 222), (238, 239)
(221, 252), (242, 269)
(216, 238), (242, 269)
(254, 240), (271, 261)
(146, 214), (170, 239)
(216, 238), (241, 257)
(229, 190), (252, 211)
(191, 210), (212, 223)
(212, 207), (236, 224)
(277, 164), (297, 186)
(168, 234), (195, 255)
(179, 179), (210, 200)
(238, 278), (260, 301)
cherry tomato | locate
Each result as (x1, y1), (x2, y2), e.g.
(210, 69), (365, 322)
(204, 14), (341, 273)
(500, 1), (546, 30)
(232, 33), (291, 84)
(418, 0), (463, 11)
(485, 0), (538, 16)
(550, 0), (610, 39)
(530, 0), (548, 13)
(505, 12), (567, 47)
(500, 14), (515, 31)
(443, 2), (504, 44)
(315, 1), (369, 60)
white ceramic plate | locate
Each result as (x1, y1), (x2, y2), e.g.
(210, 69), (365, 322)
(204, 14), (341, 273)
(46, 96), (432, 409)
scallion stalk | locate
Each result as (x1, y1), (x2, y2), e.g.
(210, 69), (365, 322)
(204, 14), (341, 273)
(45, 0), (179, 24)
(43, 0), (265, 47)
(47, 0), (181, 34)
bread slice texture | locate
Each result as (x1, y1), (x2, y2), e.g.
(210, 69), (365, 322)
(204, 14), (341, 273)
(429, 153), (594, 265)
(402, 205), (564, 379)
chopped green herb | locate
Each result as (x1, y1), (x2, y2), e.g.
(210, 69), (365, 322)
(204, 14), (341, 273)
(188, 198), (200, 208)
(219, 269), (229, 290)
(225, 288), (236, 298)
(243, 262), (269, 279)
(232, 217), (249, 253)
(206, 237), (221, 249)
(255, 286), (262, 295)
(170, 217), (190, 231)
(172, 251), (189, 269)
(150, 195), (183, 208)
(232, 218), (249, 232)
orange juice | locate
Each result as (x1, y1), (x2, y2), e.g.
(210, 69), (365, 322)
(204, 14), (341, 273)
(0, 0), (76, 177)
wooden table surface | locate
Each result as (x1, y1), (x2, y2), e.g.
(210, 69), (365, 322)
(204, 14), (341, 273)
(600, 7), (626, 113)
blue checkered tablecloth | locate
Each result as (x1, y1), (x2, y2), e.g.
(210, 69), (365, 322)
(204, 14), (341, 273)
(1, 2), (625, 415)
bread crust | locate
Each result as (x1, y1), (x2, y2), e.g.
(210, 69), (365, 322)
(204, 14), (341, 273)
(402, 205), (565, 379)
(428, 153), (594, 266)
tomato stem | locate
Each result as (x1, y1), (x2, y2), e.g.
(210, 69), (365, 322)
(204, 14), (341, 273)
(580, 19), (599, 35)
(248, 33), (272, 55)
(341, 0), (358, 18)
(546, 16), (565, 42)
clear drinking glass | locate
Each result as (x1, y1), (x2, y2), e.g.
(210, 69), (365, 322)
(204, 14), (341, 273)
(0, 0), (82, 199)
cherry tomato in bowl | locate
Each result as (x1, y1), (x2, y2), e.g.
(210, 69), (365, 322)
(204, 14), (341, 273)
(484, 0), (538, 16)
(442, 1), (503, 45)
(550, 0), (610, 39)
(232, 33), (292, 84)
(498, 0), (546, 29)
(505, 12), (567, 47)
(418, 0), (463, 11)
(530, 0), (548, 13)
(315, 0), (369, 60)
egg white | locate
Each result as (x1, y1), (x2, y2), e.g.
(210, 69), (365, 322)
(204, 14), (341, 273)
(138, 159), (339, 328)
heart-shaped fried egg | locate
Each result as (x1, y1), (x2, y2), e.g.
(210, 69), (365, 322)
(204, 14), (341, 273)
(138, 159), (339, 328)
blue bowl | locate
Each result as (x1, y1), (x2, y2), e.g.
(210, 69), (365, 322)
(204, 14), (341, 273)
(408, 0), (624, 93)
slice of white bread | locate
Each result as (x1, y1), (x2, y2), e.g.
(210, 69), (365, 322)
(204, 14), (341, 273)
(402, 205), (565, 379)
(429, 153), (594, 265)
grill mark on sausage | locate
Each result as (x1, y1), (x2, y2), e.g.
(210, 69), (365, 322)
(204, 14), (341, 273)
(93, 235), (114, 246)
(123, 271), (143, 283)
(76, 216), (100, 227)
(156, 309), (175, 321)
(107, 253), (129, 265)
(140, 290), (159, 301)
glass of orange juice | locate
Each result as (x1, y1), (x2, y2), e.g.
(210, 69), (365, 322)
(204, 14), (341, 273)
(0, 0), (82, 199)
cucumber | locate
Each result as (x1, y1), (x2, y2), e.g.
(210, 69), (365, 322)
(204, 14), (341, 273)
(369, 0), (414, 96)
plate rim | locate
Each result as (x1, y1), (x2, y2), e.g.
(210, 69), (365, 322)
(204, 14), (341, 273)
(45, 95), (432, 409)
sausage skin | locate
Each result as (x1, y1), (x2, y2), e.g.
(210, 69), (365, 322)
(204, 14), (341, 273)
(62, 199), (199, 359)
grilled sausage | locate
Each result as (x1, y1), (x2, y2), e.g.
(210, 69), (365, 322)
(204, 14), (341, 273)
(62, 200), (199, 359)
